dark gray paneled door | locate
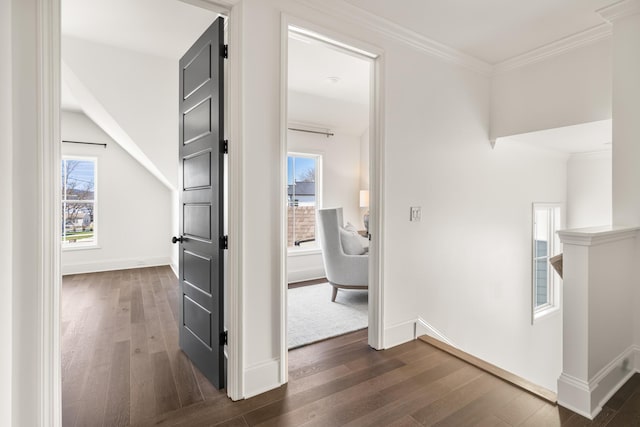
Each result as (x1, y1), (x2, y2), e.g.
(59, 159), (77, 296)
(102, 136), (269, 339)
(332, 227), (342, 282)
(175, 17), (225, 389)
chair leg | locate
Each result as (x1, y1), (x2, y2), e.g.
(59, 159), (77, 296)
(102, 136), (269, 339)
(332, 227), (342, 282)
(331, 286), (338, 302)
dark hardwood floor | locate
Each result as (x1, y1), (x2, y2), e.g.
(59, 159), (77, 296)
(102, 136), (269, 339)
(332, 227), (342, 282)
(62, 267), (640, 426)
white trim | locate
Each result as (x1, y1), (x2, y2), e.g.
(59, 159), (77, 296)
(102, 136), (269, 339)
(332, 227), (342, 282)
(226, 1), (243, 401)
(279, 15), (290, 387)
(244, 358), (281, 399)
(494, 24), (612, 74)
(597, 0), (640, 23)
(416, 317), (455, 346)
(296, 0), (492, 76)
(61, 257), (173, 276)
(383, 319), (417, 349)
(287, 267), (326, 284)
(558, 346), (640, 420)
(369, 47), (386, 351)
(557, 226), (639, 246)
(557, 373), (593, 418)
(588, 345), (639, 417)
(39, 0), (62, 425)
(287, 248), (322, 257)
(279, 16), (386, 384)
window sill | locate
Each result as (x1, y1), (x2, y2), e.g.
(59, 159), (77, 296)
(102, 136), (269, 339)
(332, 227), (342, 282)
(287, 247), (322, 257)
(533, 305), (560, 323)
(62, 244), (101, 252)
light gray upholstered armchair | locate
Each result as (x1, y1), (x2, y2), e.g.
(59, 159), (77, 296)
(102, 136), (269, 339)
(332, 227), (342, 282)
(318, 208), (368, 302)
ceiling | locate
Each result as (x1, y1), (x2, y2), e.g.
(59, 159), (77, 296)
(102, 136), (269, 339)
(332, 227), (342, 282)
(288, 35), (370, 135)
(62, 0), (218, 59)
(344, 0), (614, 64)
(61, 0), (618, 143)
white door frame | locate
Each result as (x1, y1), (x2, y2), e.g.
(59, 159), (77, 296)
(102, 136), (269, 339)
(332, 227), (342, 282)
(279, 14), (386, 384)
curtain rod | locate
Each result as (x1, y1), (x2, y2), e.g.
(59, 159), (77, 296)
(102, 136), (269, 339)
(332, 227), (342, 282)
(62, 140), (107, 148)
(287, 127), (334, 138)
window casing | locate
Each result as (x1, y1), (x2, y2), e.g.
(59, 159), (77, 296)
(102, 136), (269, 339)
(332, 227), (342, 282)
(62, 157), (97, 249)
(287, 153), (322, 251)
(532, 203), (562, 320)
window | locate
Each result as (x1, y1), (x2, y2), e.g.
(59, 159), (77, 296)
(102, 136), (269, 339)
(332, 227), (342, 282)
(287, 153), (321, 249)
(62, 157), (97, 248)
(532, 203), (562, 320)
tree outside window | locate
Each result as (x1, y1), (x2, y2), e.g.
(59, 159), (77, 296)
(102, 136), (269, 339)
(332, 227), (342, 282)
(62, 157), (97, 247)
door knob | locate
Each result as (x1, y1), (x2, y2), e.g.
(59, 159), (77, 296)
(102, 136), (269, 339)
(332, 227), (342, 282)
(172, 236), (184, 244)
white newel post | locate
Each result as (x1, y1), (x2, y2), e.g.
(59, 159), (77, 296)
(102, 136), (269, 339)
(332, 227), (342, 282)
(557, 226), (639, 419)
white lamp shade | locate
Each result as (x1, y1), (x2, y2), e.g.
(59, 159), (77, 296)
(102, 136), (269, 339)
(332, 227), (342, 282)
(359, 190), (369, 208)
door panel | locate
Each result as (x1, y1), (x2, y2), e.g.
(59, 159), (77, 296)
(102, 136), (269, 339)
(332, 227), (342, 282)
(183, 44), (212, 98)
(183, 250), (212, 294)
(177, 17), (225, 389)
(183, 151), (212, 189)
(183, 204), (211, 240)
(183, 99), (212, 144)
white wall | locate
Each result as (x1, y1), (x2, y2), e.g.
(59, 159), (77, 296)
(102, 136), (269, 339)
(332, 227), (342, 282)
(567, 151), (612, 229)
(0, 0), (13, 423)
(62, 35), (178, 188)
(61, 111), (173, 274)
(286, 127), (363, 283)
(492, 39), (612, 140)
(239, 0), (567, 396)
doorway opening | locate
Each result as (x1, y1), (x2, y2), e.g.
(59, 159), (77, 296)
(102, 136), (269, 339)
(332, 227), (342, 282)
(58, 1), (230, 423)
(282, 24), (379, 359)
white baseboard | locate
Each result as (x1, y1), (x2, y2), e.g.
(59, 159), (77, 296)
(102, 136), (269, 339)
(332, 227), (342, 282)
(287, 267), (326, 284)
(384, 319), (418, 349)
(558, 345), (640, 419)
(62, 256), (172, 275)
(416, 317), (455, 346)
(384, 317), (456, 350)
(170, 262), (178, 278)
(244, 358), (282, 399)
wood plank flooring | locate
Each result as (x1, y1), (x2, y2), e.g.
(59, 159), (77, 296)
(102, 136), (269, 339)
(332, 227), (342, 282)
(62, 267), (640, 426)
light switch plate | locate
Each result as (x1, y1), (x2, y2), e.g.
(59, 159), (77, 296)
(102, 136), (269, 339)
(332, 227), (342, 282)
(410, 206), (421, 222)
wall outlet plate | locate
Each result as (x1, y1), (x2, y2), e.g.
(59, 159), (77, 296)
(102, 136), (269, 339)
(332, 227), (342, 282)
(410, 206), (421, 222)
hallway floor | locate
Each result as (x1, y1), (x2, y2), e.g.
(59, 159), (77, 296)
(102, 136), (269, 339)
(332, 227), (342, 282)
(61, 267), (640, 426)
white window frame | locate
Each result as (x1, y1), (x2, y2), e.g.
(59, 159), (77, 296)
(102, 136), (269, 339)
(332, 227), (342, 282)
(532, 203), (562, 322)
(287, 152), (322, 253)
(62, 156), (98, 250)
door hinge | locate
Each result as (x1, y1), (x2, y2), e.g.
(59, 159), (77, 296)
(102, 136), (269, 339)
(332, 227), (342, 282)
(220, 330), (228, 346)
(222, 44), (228, 59)
(221, 139), (228, 154)
(220, 235), (228, 250)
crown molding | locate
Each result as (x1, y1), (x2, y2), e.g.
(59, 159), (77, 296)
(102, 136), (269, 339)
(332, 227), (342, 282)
(493, 24), (612, 74)
(597, 0), (640, 23)
(296, 0), (493, 76)
(558, 225), (639, 246)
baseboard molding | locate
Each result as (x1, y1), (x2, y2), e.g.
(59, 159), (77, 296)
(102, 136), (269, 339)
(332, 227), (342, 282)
(287, 267), (326, 284)
(170, 262), (178, 278)
(244, 358), (282, 399)
(419, 334), (557, 404)
(384, 319), (417, 349)
(559, 345), (640, 419)
(62, 257), (171, 275)
(416, 317), (455, 346)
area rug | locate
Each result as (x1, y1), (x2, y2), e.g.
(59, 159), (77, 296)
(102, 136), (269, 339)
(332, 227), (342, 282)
(288, 282), (368, 349)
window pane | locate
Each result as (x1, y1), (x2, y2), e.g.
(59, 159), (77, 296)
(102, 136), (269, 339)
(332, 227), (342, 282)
(63, 159), (95, 201)
(63, 201), (95, 244)
(287, 155), (317, 248)
(62, 157), (97, 247)
(535, 259), (548, 307)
